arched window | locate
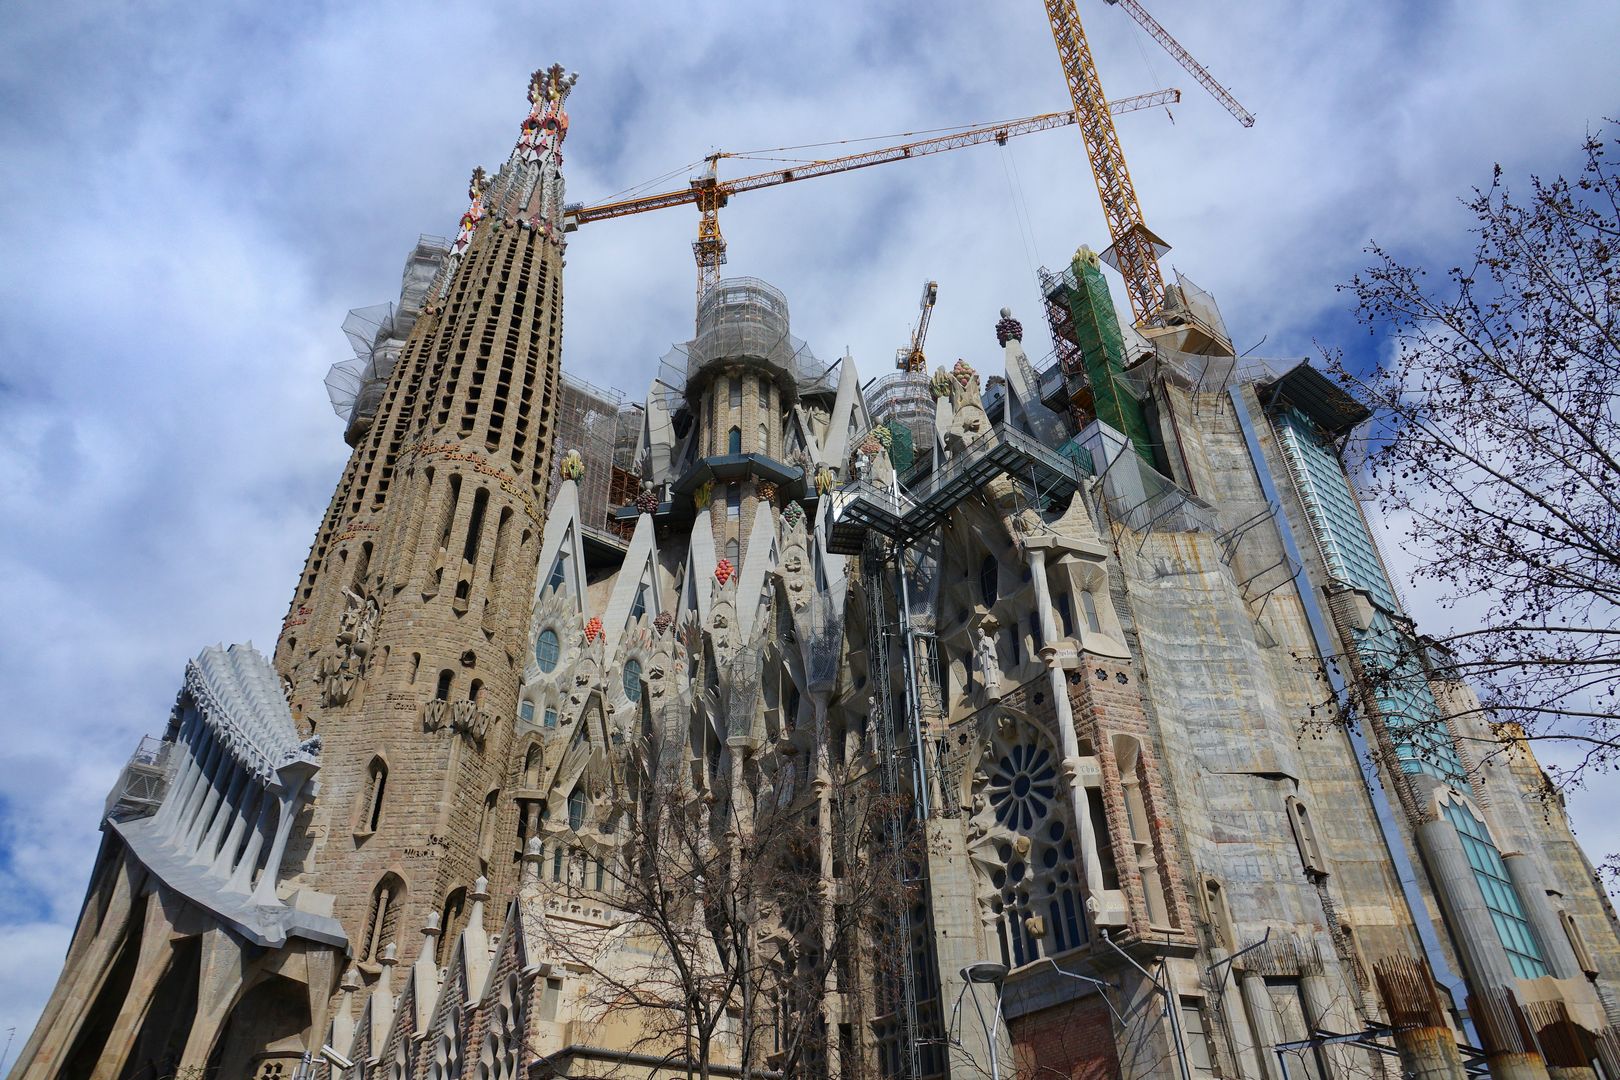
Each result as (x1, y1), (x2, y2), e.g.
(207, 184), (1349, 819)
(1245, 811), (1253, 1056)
(727, 484), (741, 519)
(363, 874), (406, 961)
(1056, 593), (1075, 638)
(547, 555), (567, 593)
(726, 538), (740, 563)
(1440, 795), (1549, 978)
(758, 422), (770, 454)
(568, 793), (589, 834)
(543, 706), (557, 729)
(979, 555), (998, 606)
(408, 653), (421, 685)
(757, 379), (769, 408)
(523, 745), (543, 788)
(628, 584), (648, 621)
(1080, 589), (1102, 634)
(362, 757), (388, 833)
(729, 376), (742, 408)
(535, 629), (560, 672)
(728, 427), (742, 454)
(478, 789), (501, 865)
(436, 887), (467, 965)
(518, 700), (535, 725)
(623, 658), (643, 703)
(435, 670), (454, 701)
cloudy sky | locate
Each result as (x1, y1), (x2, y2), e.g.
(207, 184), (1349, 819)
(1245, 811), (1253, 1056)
(3, 0), (1618, 1042)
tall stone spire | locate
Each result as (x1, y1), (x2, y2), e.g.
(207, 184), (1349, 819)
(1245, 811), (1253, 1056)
(272, 68), (576, 969)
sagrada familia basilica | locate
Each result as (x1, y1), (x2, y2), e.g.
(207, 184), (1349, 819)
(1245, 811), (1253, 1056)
(12, 65), (1620, 1080)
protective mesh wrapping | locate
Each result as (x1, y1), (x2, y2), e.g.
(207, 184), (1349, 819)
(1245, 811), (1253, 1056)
(656, 278), (833, 409)
(547, 374), (624, 539)
(325, 302), (400, 422)
(867, 370), (935, 452)
(803, 594), (844, 691)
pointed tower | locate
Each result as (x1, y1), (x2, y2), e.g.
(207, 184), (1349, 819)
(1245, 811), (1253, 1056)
(273, 66), (578, 968)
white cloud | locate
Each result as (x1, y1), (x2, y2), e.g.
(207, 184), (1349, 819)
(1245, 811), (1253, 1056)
(3, 0), (1618, 1038)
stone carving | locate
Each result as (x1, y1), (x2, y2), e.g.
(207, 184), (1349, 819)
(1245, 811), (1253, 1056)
(421, 699), (449, 733)
(975, 625), (1001, 698)
(558, 449), (585, 482)
(995, 307), (1023, 347)
(938, 361), (989, 458)
(653, 611), (674, 635)
(449, 700), (493, 744)
(780, 500), (806, 532)
(813, 466), (836, 496)
(319, 587), (379, 708)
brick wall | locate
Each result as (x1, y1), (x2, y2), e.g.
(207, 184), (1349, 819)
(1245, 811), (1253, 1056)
(1010, 995), (1119, 1080)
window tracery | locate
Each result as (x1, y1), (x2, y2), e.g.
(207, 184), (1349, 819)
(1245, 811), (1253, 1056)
(970, 714), (1088, 969)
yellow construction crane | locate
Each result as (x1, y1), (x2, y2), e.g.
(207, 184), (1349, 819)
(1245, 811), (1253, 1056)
(1104, 0), (1254, 127)
(896, 281), (940, 372)
(1043, 0), (1252, 326)
(566, 91), (1179, 310)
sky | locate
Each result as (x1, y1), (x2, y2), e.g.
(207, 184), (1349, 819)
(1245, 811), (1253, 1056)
(2, 0), (1619, 1046)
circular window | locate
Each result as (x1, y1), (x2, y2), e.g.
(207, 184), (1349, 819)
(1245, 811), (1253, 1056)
(623, 658), (642, 702)
(534, 628), (560, 673)
(988, 743), (1057, 831)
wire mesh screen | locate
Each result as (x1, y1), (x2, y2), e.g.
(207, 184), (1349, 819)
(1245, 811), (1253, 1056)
(803, 594), (844, 692)
(656, 278), (834, 409)
(725, 646), (763, 739)
(548, 374), (625, 536)
(324, 303), (400, 424)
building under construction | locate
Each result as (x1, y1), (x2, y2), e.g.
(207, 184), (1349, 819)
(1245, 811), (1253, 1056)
(13, 7), (1620, 1080)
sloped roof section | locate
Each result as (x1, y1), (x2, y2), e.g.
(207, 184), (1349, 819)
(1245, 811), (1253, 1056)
(185, 643), (319, 781)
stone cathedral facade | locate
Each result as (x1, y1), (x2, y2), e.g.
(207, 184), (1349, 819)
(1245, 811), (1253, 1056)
(14, 68), (1620, 1080)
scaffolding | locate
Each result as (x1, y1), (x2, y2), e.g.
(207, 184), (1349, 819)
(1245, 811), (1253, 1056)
(868, 371), (935, 457)
(323, 235), (450, 444)
(550, 373), (628, 543)
(655, 278), (835, 410)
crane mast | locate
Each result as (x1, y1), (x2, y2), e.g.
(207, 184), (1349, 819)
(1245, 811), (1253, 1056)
(1043, 0), (1169, 327)
(896, 281), (939, 372)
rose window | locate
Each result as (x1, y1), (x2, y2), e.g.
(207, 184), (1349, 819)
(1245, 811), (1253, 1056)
(988, 743), (1057, 830)
(982, 733), (1088, 967)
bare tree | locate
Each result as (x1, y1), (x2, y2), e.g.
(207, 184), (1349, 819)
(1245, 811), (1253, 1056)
(524, 752), (916, 1079)
(1322, 128), (1620, 798)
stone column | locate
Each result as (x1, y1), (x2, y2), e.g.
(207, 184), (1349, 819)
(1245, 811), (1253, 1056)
(181, 746), (233, 854)
(1415, 818), (1518, 991)
(811, 692), (842, 1080)
(1501, 854), (1583, 980)
(177, 926), (249, 1072)
(167, 731), (221, 845)
(1374, 958), (1469, 1080)
(1028, 547), (1105, 902)
(1239, 970), (1285, 1080)
(193, 764), (249, 868)
(12, 856), (143, 1080)
(211, 781), (263, 879)
(226, 789), (277, 893)
(1470, 987), (1551, 1080)
(89, 891), (176, 1080)
(251, 773), (310, 906)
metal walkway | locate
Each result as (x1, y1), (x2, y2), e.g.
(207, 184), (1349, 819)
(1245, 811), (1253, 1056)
(827, 423), (1089, 554)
